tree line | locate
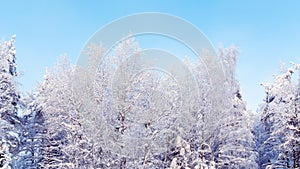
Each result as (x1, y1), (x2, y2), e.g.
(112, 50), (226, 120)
(0, 36), (299, 168)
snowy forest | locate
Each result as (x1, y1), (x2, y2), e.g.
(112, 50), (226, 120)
(0, 35), (300, 169)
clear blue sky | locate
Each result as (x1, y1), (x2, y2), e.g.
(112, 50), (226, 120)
(1, 0), (300, 111)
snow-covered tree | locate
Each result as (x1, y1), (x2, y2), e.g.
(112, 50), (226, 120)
(78, 35), (217, 168)
(215, 94), (258, 169)
(181, 56), (217, 168)
(289, 63), (300, 168)
(0, 139), (11, 169)
(14, 93), (46, 169)
(214, 47), (258, 168)
(36, 56), (93, 168)
(0, 35), (22, 168)
(257, 64), (300, 168)
(0, 34), (277, 168)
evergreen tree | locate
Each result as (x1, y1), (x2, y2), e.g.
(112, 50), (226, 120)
(215, 93), (258, 169)
(214, 47), (258, 168)
(257, 65), (300, 168)
(36, 56), (92, 168)
(0, 35), (22, 168)
(15, 93), (46, 169)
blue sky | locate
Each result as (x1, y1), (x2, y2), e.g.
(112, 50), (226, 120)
(1, 1), (300, 111)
